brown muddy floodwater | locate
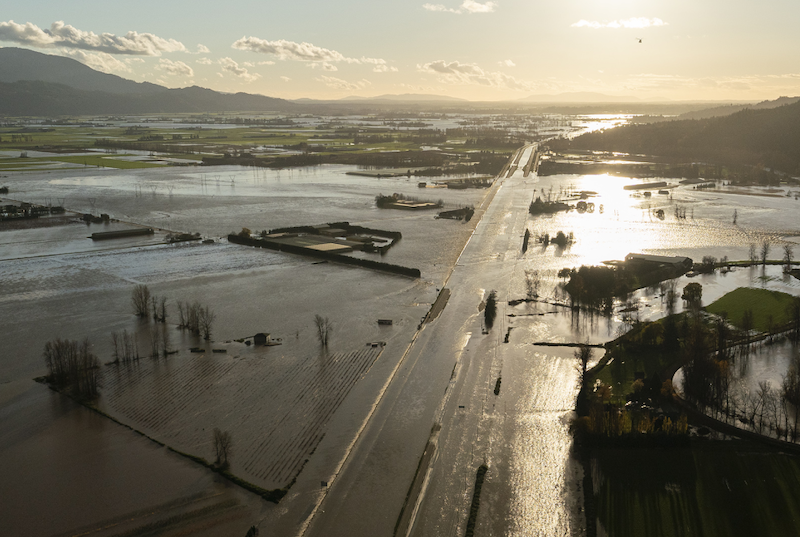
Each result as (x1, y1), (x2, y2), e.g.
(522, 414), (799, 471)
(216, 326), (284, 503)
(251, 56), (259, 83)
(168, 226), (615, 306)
(1, 156), (799, 536)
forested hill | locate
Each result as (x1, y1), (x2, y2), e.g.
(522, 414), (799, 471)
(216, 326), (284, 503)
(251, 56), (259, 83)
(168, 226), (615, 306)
(558, 100), (800, 174)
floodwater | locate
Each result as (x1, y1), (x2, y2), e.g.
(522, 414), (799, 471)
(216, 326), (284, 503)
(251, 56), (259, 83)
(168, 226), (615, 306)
(2, 144), (800, 535)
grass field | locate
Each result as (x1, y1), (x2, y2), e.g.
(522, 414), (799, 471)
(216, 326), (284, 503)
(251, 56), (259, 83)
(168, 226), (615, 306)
(706, 287), (796, 331)
(593, 441), (800, 536)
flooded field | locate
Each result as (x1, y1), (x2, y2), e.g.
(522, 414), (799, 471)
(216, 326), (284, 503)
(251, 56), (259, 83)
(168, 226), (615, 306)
(2, 140), (800, 536)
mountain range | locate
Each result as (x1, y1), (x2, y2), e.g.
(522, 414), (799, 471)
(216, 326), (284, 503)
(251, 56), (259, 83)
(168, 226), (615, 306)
(0, 47), (293, 115)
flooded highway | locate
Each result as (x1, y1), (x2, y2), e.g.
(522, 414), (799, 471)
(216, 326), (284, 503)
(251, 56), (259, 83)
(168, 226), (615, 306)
(2, 139), (799, 536)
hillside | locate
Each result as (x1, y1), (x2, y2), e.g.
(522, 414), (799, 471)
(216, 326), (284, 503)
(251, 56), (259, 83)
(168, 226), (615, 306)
(0, 47), (293, 115)
(677, 96), (800, 120)
(557, 100), (800, 174)
(0, 81), (294, 115)
(0, 47), (165, 95)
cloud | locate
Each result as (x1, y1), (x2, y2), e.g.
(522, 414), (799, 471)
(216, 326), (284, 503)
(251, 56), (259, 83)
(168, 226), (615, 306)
(196, 44), (210, 54)
(280, 76), (291, 82)
(156, 58), (193, 77)
(258, 60), (275, 65)
(423, 0), (496, 14)
(62, 49), (132, 73)
(233, 37), (346, 62)
(307, 61), (338, 71)
(196, 57), (213, 65)
(418, 59), (531, 90)
(231, 36), (392, 72)
(0, 20), (187, 55)
(572, 18), (667, 29)
(316, 75), (370, 91)
(218, 57), (260, 82)
(371, 63), (399, 73)
(500, 59), (515, 67)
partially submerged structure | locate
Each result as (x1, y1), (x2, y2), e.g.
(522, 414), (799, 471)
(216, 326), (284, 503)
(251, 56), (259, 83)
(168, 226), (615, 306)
(624, 253), (693, 272)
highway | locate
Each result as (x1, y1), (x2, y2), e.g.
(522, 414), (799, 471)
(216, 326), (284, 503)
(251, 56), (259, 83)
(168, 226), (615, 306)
(303, 144), (584, 537)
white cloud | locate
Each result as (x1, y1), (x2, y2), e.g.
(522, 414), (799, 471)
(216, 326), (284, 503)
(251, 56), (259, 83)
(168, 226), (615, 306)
(572, 18), (667, 29)
(307, 61), (338, 72)
(280, 76), (291, 82)
(196, 57), (212, 65)
(418, 59), (531, 90)
(233, 37), (347, 62)
(196, 44), (210, 54)
(500, 59), (515, 67)
(231, 36), (392, 72)
(258, 60), (275, 65)
(423, 0), (496, 14)
(316, 75), (370, 91)
(62, 49), (132, 73)
(461, 0), (497, 13)
(0, 20), (187, 55)
(372, 63), (399, 73)
(156, 58), (193, 77)
(218, 57), (260, 82)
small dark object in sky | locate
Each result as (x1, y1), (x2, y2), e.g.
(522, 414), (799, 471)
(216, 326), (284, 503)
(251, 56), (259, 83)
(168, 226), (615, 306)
(636, 37), (643, 43)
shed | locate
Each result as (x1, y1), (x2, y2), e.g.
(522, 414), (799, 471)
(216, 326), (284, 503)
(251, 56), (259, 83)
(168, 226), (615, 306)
(253, 333), (271, 346)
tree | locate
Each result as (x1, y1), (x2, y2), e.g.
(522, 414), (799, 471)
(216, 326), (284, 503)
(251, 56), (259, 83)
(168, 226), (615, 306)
(213, 428), (232, 470)
(741, 308), (755, 346)
(784, 244), (794, 273)
(198, 306), (216, 340)
(575, 344), (593, 390)
(132, 284), (151, 317)
(43, 337), (99, 399)
(681, 282), (703, 308)
(524, 270), (540, 299)
(484, 290), (497, 330)
(314, 314), (332, 347)
(760, 239), (771, 266)
(749, 243), (758, 264)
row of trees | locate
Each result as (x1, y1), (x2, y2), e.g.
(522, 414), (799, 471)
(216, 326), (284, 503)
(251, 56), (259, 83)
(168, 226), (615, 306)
(747, 241), (794, 271)
(682, 296), (800, 442)
(110, 329), (141, 364)
(132, 284), (216, 340)
(176, 301), (216, 340)
(43, 338), (100, 400)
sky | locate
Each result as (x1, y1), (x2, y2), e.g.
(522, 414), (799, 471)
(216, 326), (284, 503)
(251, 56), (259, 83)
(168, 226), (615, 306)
(1, 0), (799, 102)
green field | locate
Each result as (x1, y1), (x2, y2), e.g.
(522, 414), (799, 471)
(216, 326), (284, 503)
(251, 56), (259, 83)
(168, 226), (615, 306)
(706, 287), (796, 331)
(593, 317), (683, 402)
(594, 441), (800, 536)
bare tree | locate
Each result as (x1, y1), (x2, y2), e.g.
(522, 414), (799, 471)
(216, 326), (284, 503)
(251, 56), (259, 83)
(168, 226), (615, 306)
(177, 300), (186, 328)
(43, 337), (99, 399)
(159, 297), (168, 323)
(524, 269), (540, 299)
(760, 240), (771, 266)
(749, 243), (758, 264)
(198, 306), (216, 340)
(784, 244), (794, 273)
(213, 428), (232, 470)
(741, 308), (755, 347)
(132, 284), (151, 317)
(314, 314), (333, 347)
